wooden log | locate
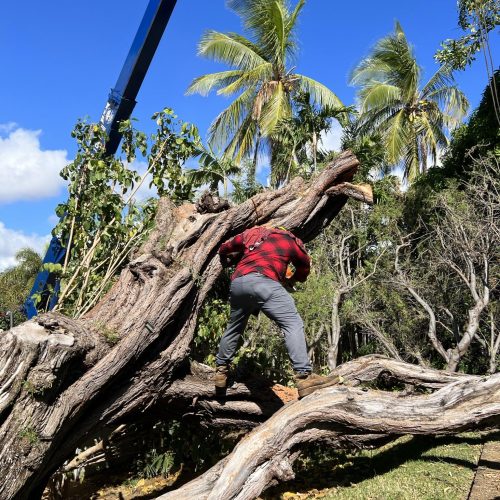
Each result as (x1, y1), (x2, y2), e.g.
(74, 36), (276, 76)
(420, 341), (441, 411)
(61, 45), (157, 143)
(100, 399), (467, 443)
(44, 355), (495, 497)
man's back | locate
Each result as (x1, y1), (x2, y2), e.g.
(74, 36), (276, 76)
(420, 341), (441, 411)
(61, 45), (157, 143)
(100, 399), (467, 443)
(219, 228), (310, 283)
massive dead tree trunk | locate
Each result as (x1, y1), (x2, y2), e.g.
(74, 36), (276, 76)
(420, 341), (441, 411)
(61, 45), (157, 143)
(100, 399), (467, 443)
(0, 152), (363, 499)
(44, 354), (491, 497)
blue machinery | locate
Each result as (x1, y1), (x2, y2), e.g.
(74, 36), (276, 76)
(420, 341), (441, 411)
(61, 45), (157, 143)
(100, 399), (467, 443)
(24, 0), (178, 318)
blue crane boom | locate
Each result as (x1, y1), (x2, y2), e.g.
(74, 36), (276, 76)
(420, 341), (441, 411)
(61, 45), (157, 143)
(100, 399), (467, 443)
(24, 0), (178, 319)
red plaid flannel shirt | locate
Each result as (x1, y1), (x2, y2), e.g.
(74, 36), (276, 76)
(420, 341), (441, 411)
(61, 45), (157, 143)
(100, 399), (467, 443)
(219, 228), (311, 283)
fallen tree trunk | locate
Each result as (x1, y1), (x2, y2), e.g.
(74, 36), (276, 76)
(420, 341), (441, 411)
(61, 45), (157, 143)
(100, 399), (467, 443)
(0, 151), (360, 499)
(160, 371), (500, 500)
(44, 354), (488, 496)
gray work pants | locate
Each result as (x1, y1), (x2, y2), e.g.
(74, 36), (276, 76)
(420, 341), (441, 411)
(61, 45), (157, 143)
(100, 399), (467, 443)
(216, 273), (312, 372)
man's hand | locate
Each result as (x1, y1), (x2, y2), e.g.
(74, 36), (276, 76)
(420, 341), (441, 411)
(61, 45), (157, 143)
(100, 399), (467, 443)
(283, 276), (297, 293)
(219, 252), (242, 268)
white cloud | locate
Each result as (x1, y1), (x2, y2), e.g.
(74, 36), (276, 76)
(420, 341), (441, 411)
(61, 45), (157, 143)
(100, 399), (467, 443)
(320, 121), (343, 152)
(0, 126), (69, 204)
(0, 221), (50, 271)
(0, 122), (17, 134)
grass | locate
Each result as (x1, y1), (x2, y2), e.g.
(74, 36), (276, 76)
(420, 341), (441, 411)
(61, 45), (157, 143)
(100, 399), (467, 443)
(18, 425), (39, 445)
(95, 321), (120, 345)
(262, 433), (484, 500)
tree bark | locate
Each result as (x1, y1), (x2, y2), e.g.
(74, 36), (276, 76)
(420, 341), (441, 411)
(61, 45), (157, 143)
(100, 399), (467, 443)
(0, 151), (360, 499)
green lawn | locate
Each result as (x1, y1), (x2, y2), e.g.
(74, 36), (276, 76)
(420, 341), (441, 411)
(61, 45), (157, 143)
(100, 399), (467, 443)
(263, 433), (486, 500)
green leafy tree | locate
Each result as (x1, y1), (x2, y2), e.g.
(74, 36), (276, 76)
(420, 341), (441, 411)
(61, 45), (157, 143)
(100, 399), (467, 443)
(350, 22), (469, 182)
(0, 248), (42, 329)
(435, 0), (499, 125)
(187, 0), (343, 183)
(51, 109), (200, 318)
(441, 70), (500, 179)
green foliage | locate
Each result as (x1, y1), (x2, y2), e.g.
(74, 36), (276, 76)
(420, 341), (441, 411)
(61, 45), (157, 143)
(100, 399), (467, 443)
(230, 159), (264, 203)
(194, 297), (231, 366)
(435, 0), (499, 70)
(441, 70), (500, 179)
(232, 314), (293, 383)
(149, 109), (200, 203)
(341, 125), (388, 180)
(141, 449), (175, 479)
(95, 322), (121, 345)
(49, 109), (200, 318)
(21, 379), (49, 397)
(18, 425), (39, 445)
(0, 248), (42, 329)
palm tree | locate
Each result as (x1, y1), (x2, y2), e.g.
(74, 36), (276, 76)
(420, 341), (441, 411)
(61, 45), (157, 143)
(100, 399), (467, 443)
(270, 92), (352, 186)
(293, 91), (352, 172)
(187, 0), (343, 183)
(350, 22), (469, 182)
(187, 145), (241, 198)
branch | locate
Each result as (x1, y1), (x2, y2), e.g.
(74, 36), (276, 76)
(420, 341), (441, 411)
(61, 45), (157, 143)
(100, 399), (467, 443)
(161, 369), (499, 500)
(325, 182), (373, 204)
(394, 243), (449, 363)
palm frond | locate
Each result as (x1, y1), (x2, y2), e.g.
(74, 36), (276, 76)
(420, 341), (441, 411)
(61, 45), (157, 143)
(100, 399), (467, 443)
(358, 82), (402, 113)
(198, 31), (267, 70)
(225, 32), (269, 59)
(224, 114), (259, 161)
(350, 56), (392, 86)
(208, 87), (257, 148)
(217, 63), (273, 96)
(418, 112), (448, 159)
(186, 167), (223, 190)
(296, 75), (344, 110)
(385, 109), (409, 164)
(421, 65), (455, 97)
(426, 86), (469, 125)
(286, 0), (305, 39)
(402, 132), (420, 182)
(186, 70), (245, 96)
(264, 0), (287, 66)
(355, 104), (404, 137)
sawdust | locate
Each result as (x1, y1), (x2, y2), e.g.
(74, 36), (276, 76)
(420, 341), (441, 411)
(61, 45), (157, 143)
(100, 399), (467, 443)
(271, 384), (298, 403)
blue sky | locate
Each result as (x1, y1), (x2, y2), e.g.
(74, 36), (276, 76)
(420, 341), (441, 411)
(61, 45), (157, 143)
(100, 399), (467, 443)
(0, 0), (495, 269)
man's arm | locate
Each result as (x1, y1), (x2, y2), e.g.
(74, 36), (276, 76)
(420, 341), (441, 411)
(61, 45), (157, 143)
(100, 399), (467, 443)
(219, 233), (245, 255)
(290, 240), (311, 283)
(218, 233), (245, 267)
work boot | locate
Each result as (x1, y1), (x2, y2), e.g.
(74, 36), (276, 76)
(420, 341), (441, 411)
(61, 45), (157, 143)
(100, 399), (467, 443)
(214, 364), (230, 388)
(294, 372), (343, 399)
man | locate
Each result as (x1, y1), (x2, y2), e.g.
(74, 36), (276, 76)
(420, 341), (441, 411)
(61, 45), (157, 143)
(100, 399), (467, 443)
(215, 226), (340, 398)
